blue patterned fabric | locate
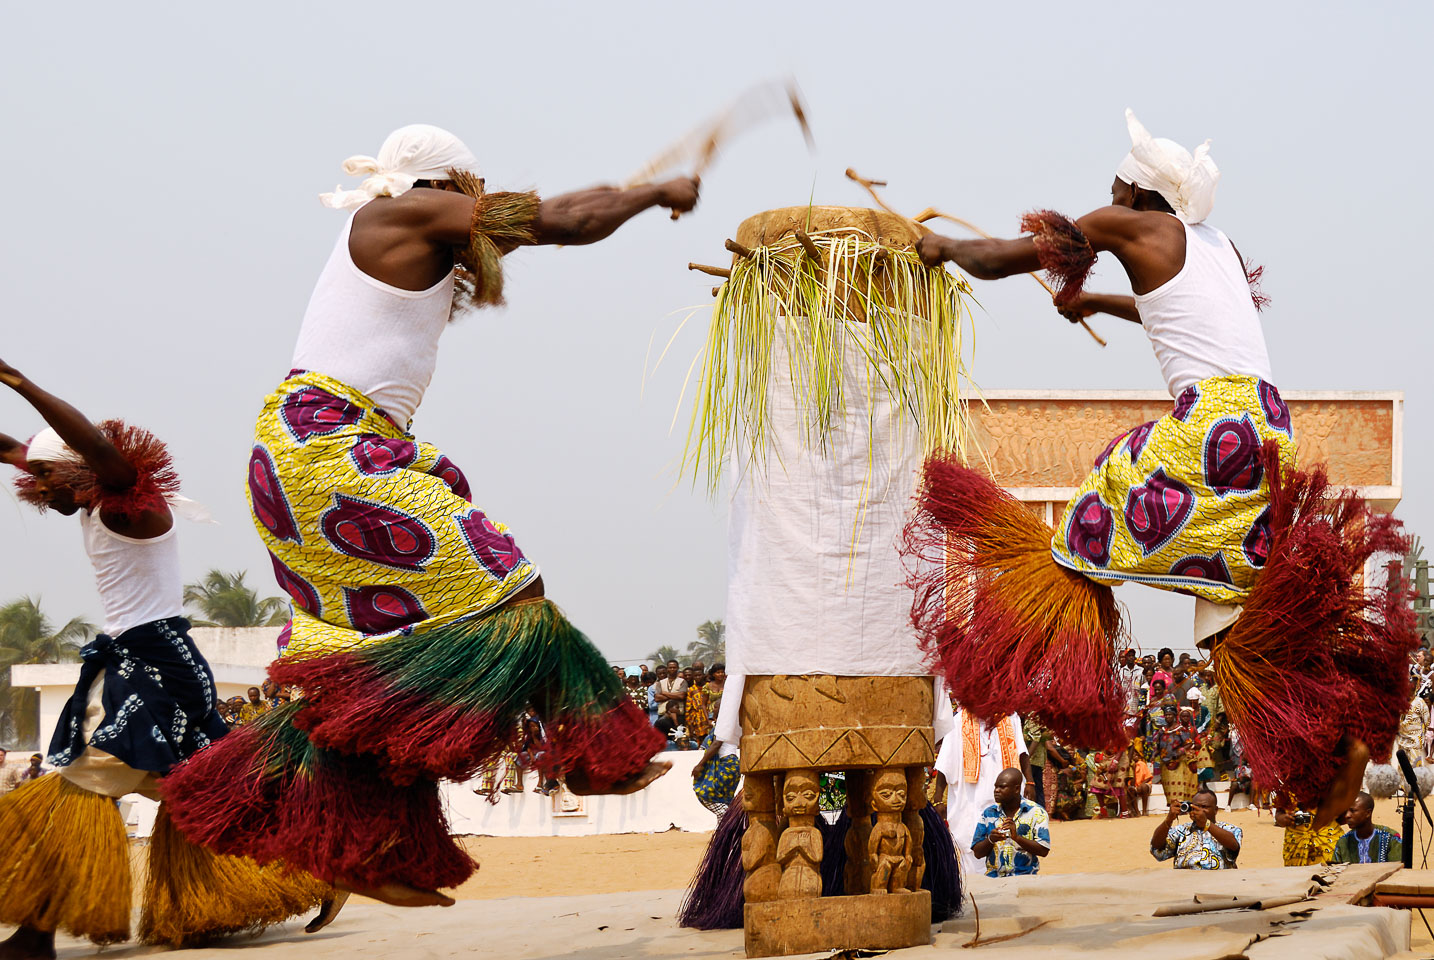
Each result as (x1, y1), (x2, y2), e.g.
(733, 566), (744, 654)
(971, 799), (1050, 877)
(1152, 821), (1242, 869)
(692, 734), (740, 814)
(47, 617), (229, 775)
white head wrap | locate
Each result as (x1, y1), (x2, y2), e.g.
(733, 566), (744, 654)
(319, 124), (479, 211)
(24, 427), (82, 465)
(1115, 108), (1220, 224)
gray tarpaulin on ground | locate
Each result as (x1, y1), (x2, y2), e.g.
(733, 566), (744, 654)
(927, 865), (1408, 960)
(37, 869), (1408, 959)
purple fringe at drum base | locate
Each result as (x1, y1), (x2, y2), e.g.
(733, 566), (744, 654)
(677, 793), (961, 929)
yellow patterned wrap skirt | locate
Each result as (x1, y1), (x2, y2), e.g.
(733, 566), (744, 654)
(1051, 375), (1297, 605)
(246, 370), (538, 656)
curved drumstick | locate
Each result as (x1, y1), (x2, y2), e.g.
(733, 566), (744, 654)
(843, 169), (1105, 347)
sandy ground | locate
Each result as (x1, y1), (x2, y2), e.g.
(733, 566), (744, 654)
(16, 797), (1434, 957)
(444, 797), (1433, 953)
(446, 801), (1373, 898)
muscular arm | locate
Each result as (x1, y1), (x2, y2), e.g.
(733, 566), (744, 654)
(916, 204), (1183, 294)
(530, 180), (699, 246)
(0, 361), (135, 489)
(1060, 293), (1142, 325)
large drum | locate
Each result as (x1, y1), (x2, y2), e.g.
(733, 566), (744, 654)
(689, 207), (975, 957)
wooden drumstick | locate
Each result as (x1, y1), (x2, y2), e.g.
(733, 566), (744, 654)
(843, 169), (1105, 348)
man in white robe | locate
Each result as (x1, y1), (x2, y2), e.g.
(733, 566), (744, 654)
(933, 708), (1032, 876)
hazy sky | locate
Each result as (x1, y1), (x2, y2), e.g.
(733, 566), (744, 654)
(0, 2), (1427, 661)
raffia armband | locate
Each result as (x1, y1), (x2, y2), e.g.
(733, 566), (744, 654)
(448, 168), (541, 311)
(1019, 210), (1096, 307)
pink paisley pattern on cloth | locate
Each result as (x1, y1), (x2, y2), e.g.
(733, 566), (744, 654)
(351, 437), (419, 476)
(457, 509), (527, 579)
(1124, 468), (1195, 556)
(280, 385), (364, 443)
(270, 552), (322, 616)
(1242, 506), (1272, 568)
(1126, 421), (1157, 462)
(343, 585), (429, 635)
(1203, 415), (1264, 495)
(1050, 375), (1298, 606)
(320, 494), (438, 572)
(1259, 380), (1292, 436)
(249, 445), (302, 544)
(247, 369), (539, 658)
(428, 455), (472, 502)
(1065, 492), (1115, 567)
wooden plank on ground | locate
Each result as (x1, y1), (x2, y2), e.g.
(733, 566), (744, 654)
(1375, 868), (1434, 896)
(1315, 862), (1403, 904)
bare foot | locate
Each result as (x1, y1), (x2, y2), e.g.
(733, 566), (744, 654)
(566, 760), (672, 796)
(0, 926), (55, 960)
(305, 890), (351, 933)
(1314, 737), (1370, 829)
(333, 879), (455, 908)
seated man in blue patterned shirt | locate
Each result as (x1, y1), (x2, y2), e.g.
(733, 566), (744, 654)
(971, 768), (1051, 877)
(1150, 787), (1241, 869)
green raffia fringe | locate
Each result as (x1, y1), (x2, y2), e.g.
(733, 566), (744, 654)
(682, 229), (980, 497)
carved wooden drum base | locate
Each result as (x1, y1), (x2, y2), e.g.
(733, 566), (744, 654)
(738, 675), (937, 957)
(744, 890), (932, 958)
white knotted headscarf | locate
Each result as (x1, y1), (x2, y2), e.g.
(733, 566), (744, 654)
(24, 427), (82, 465)
(1115, 108), (1219, 224)
(319, 124), (480, 211)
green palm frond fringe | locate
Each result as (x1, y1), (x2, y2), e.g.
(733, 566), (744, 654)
(682, 228), (982, 497)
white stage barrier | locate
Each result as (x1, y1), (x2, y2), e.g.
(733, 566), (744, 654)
(123, 750), (719, 839)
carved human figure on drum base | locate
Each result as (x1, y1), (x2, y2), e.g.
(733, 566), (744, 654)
(867, 769), (913, 894)
(741, 774), (782, 902)
(776, 769), (822, 899)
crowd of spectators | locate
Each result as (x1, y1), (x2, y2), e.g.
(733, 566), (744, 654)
(216, 680), (292, 728)
(1028, 648), (1227, 824)
(617, 658), (727, 752)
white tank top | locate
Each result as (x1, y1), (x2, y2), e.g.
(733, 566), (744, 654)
(291, 209), (455, 425)
(1134, 218), (1273, 398)
(80, 509), (183, 637)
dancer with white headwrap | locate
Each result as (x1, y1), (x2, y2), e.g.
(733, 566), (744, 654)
(161, 124), (699, 915)
(0, 361), (325, 960)
(906, 109), (1415, 828)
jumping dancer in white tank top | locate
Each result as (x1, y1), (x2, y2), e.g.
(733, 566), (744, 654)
(910, 108), (1414, 839)
(161, 123), (700, 921)
(0, 360), (325, 955)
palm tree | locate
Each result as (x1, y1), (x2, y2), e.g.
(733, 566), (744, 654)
(0, 597), (94, 748)
(646, 644), (680, 667)
(686, 619), (726, 666)
(183, 570), (289, 628)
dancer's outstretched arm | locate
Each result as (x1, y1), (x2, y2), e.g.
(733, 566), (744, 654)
(0, 359), (136, 489)
(530, 180), (700, 246)
(394, 178), (700, 249)
(1058, 292), (1142, 325)
(916, 204), (1184, 295)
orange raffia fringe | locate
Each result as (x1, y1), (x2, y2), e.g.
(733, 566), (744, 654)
(903, 453), (1127, 748)
(0, 773), (131, 944)
(139, 803), (327, 947)
(1212, 442), (1415, 806)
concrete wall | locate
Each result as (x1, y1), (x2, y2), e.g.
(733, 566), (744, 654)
(120, 749), (718, 839)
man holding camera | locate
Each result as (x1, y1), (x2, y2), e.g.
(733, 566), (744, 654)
(1150, 788), (1241, 869)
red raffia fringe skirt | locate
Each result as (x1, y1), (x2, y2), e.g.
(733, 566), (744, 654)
(904, 443), (1415, 804)
(161, 598), (664, 890)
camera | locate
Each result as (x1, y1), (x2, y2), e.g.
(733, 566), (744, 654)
(1178, 801), (1192, 813)
(1292, 811), (1313, 827)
